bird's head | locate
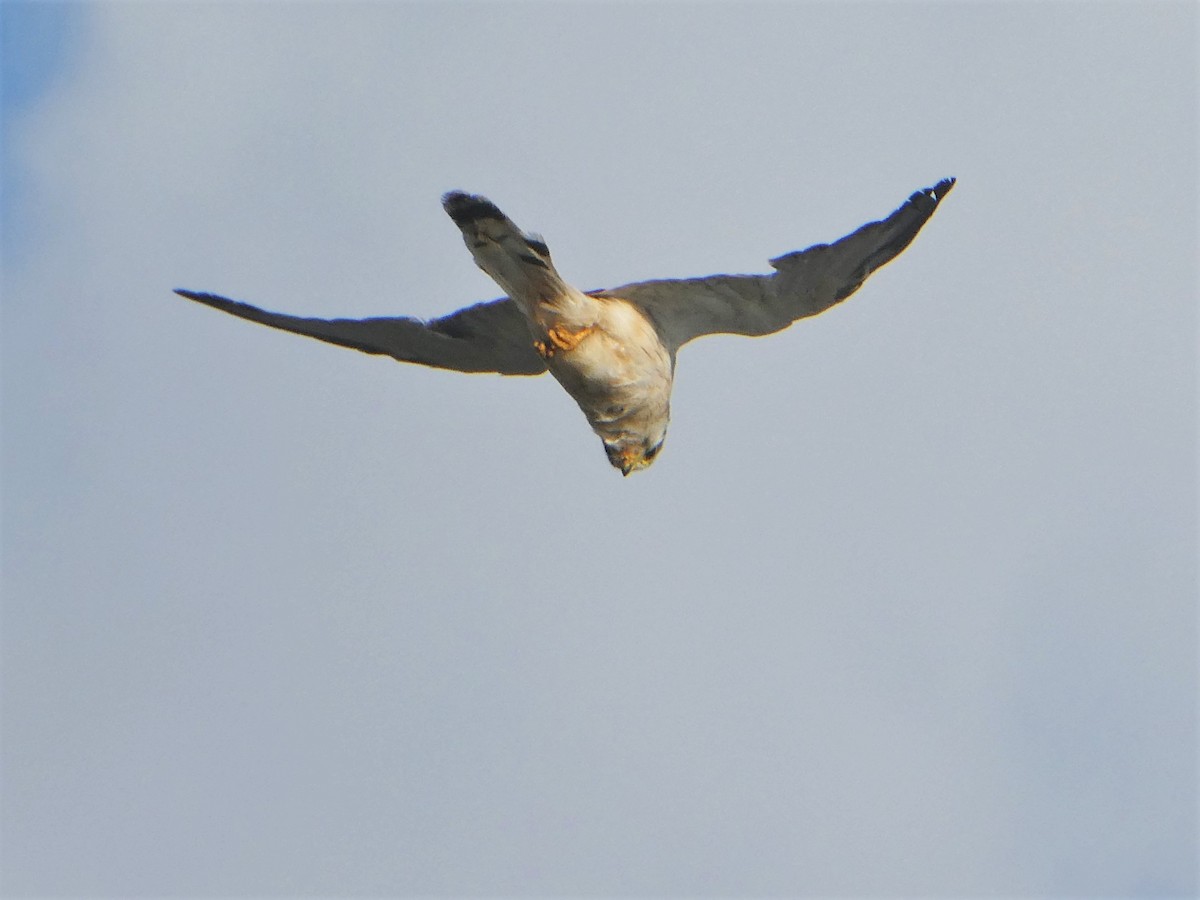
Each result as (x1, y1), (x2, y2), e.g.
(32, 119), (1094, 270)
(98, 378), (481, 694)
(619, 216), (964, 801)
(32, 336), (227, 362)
(603, 436), (665, 476)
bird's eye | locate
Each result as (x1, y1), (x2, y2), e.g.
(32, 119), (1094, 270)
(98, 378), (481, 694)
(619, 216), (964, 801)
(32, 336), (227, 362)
(644, 443), (662, 461)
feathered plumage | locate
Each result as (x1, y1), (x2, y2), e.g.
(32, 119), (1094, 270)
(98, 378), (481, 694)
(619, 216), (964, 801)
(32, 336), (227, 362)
(175, 178), (955, 473)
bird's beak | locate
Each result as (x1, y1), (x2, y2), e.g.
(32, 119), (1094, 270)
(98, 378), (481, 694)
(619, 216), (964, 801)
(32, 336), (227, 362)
(621, 463), (633, 477)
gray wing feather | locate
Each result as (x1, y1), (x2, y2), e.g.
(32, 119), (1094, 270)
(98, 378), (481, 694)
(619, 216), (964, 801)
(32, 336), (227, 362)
(598, 178), (955, 353)
(174, 290), (547, 376)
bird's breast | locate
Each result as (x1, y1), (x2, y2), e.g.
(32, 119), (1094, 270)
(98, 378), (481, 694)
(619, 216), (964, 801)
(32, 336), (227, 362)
(544, 298), (673, 441)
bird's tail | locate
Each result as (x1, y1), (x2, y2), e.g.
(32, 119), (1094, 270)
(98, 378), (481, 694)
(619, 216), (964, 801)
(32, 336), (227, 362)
(442, 191), (567, 306)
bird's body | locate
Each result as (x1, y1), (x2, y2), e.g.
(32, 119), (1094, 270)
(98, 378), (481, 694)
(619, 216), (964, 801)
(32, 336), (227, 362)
(176, 178), (955, 474)
(544, 296), (673, 470)
(439, 190), (674, 471)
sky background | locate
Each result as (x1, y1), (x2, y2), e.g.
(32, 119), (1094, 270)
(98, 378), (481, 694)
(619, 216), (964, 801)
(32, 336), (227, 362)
(2, 2), (1196, 897)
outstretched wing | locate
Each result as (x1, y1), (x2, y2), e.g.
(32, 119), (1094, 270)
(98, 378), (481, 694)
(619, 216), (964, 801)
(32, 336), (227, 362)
(597, 178), (955, 353)
(173, 290), (547, 376)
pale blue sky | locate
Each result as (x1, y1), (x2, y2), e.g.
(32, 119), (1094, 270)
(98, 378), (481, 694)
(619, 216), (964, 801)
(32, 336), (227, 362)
(1, 2), (81, 255)
(3, 2), (1197, 896)
(1, 2), (78, 113)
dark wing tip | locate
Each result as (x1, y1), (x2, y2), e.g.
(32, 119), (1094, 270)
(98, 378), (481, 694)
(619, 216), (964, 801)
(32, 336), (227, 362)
(174, 288), (240, 309)
(174, 288), (221, 304)
(920, 177), (956, 204)
(441, 190), (506, 228)
(173, 289), (265, 320)
(893, 177), (956, 223)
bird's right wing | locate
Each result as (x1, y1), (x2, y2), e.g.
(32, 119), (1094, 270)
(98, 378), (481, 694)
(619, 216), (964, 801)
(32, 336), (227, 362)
(598, 178), (955, 354)
(173, 290), (548, 376)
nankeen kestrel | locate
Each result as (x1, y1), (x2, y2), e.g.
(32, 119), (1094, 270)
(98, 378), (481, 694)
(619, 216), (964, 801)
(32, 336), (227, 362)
(176, 179), (955, 474)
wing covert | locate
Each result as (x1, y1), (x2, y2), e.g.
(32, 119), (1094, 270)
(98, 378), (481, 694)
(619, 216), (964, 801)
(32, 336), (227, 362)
(173, 290), (547, 376)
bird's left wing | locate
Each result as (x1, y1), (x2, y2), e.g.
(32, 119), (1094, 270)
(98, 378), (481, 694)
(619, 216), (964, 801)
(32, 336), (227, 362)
(596, 178), (955, 354)
(173, 290), (548, 376)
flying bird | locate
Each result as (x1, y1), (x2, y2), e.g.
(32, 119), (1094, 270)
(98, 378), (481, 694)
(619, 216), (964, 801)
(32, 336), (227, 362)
(175, 178), (955, 474)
